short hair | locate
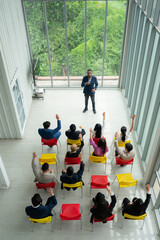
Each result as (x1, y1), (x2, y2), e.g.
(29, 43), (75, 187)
(43, 121), (51, 129)
(70, 124), (76, 132)
(125, 143), (133, 152)
(67, 166), (74, 176)
(71, 144), (77, 152)
(32, 194), (42, 207)
(42, 163), (49, 172)
(87, 69), (92, 72)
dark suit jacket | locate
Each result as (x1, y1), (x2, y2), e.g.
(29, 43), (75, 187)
(25, 195), (57, 219)
(90, 194), (116, 223)
(65, 129), (85, 140)
(66, 140), (84, 158)
(81, 76), (98, 95)
(60, 162), (85, 190)
(122, 193), (151, 216)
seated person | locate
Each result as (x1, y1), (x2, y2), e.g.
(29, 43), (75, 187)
(65, 124), (85, 140)
(114, 132), (135, 160)
(93, 112), (106, 138)
(122, 184), (151, 216)
(66, 134), (84, 158)
(89, 128), (109, 156)
(25, 188), (57, 219)
(32, 152), (56, 183)
(60, 157), (85, 190)
(117, 114), (136, 142)
(90, 186), (116, 224)
(38, 114), (61, 140)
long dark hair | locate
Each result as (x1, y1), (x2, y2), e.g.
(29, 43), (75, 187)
(121, 126), (127, 142)
(94, 123), (102, 138)
(98, 138), (107, 154)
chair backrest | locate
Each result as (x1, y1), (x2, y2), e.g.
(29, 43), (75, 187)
(93, 214), (115, 222)
(116, 157), (134, 165)
(92, 138), (100, 145)
(29, 216), (52, 223)
(124, 213), (147, 220)
(63, 181), (83, 189)
(65, 157), (81, 165)
(90, 152), (107, 163)
(119, 179), (138, 187)
(118, 139), (131, 148)
(39, 153), (57, 165)
(41, 138), (57, 146)
(67, 138), (81, 146)
(36, 182), (55, 189)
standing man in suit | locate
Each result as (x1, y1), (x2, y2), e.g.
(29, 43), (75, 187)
(81, 69), (98, 114)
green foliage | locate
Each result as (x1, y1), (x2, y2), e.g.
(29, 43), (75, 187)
(24, 1), (126, 76)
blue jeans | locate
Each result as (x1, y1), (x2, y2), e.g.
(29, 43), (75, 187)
(53, 131), (61, 140)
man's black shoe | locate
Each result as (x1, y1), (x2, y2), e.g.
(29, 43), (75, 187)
(93, 109), (96, 114)
(83, 108), (88, 113)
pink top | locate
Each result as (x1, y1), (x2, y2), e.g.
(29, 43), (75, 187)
(90, 138), (109, 156)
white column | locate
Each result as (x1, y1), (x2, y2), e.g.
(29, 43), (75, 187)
(0, 155), (10, 189)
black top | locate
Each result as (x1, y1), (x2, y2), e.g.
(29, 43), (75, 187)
(60, 162), (85, 190)
(90, 193), (116, 223)
(66, 140), (84, 158)
(122, 193), (151, 216)
(25, 196), (57, 219)
(65, 129), (86, 140)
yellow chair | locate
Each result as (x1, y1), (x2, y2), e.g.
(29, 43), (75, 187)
(121, 213), (147, 230)
(113, 173), (138, 197)
(118, 139), (131, 148)
(29, 216), (53, 232)
(89, 152), (107, 173)
(39, 153), (58, 172)
(67, 138), (81, 151)
(62, 181), (83, 199)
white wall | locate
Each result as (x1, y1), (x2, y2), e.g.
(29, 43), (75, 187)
(0, 0), (33, 138)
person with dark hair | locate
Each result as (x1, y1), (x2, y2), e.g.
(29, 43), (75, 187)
(90, 186), (116, 223)
(66, 134), (84, 158)
(25, 188), (57, 219)
(118, 114), (136, 142)
(89, 128), (109, 156)
(93, 112), (106, 138)
(65, 125), (86, 140)
(81, 69), (98, 114)
(32, 152), (56, 183)
(38, 114), (61, 140)
(122, 184), (151, 216)
(60, 156), (85, 190)
(114, 132), (135, 160)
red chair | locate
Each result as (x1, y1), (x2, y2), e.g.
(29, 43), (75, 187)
(36, 182), (55, 192)
(41, 138), (58, 153)
(60, 204), (82, 230)
(114, 156), (134, 174)
(64, 157), (81, 168)
(90, 175), (110, 197)
(92, 214), (115, 232)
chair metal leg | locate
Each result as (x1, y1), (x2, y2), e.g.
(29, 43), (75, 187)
(56, 163), (58, 174)
(91, 223), (93, 232)
(88, 161), (91, 172)
(131, 163), (133, 173)
(117, 185), (120, 198)
(56, 144), (59, 155)
(141, 218), (145, 230)
(51, 219), (54, 232)
(60, 220), (62, 230)
(90, 186), (91, 198)
(111, 218), (114, 229)
(30, 221), (33, 232)
(134, 184), (137, 196)
(112, 176), (116, 185)
(80, 219), (82, 230)
(121, 217), (124, 229)
(105, 162), (107, 173)
(63, 189), (65, 199)
(81, 187), (83, 199)
(41, 144), (44, 154)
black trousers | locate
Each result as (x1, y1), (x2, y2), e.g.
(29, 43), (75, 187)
(85, 94), (95, 110)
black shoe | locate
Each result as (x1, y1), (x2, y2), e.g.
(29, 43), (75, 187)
(93, 109), (96, 114)
(83, 108), (88, 113)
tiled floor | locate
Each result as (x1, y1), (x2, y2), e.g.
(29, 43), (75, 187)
(0, 89), (159, 240)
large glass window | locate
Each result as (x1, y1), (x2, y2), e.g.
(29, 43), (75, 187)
(23, 0), (127, 87)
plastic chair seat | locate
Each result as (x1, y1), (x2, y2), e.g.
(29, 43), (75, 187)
(29, 216), (52, 223)
(116, 173), (138, 188)
(39, 154), (57, 165)
(41, 138), (57, 146)
(60, 204), (81, 220)
(89, 152), (107, 164)
(91, 175), (110, 189)
(115, 156), (134, 165)
(36, 182), (55, 189)
(67, 138), (81, 146)
(65, 157), (81, 165)
(124, 213), (147, 220)
(118, 139), (131, 147)
(63, 181), (83, 189)
(93, 214), (115, 222)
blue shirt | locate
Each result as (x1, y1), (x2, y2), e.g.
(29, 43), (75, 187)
(38, 120), (61, 139)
